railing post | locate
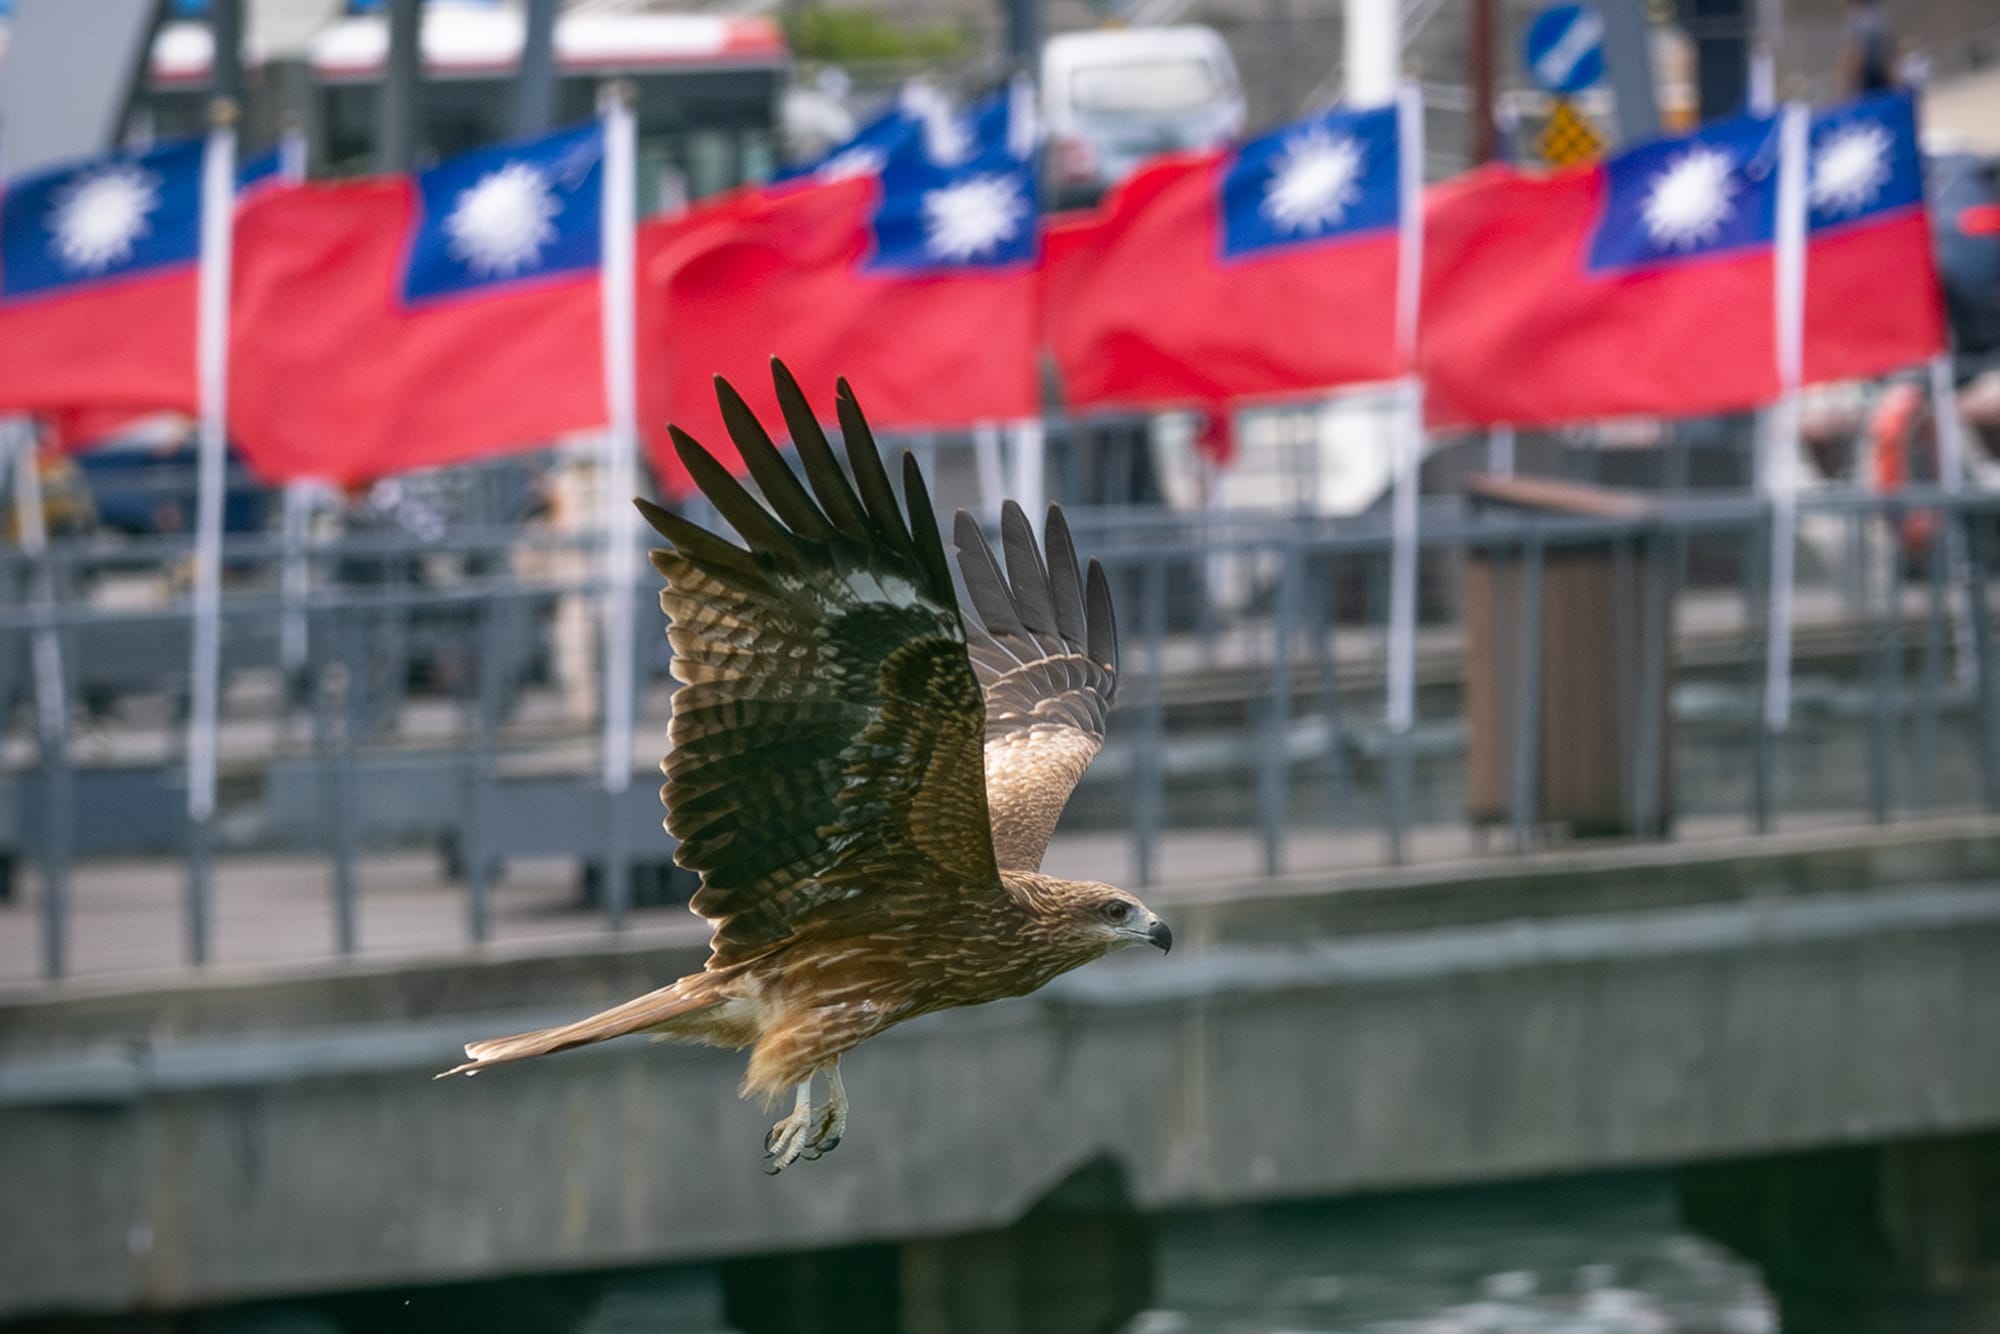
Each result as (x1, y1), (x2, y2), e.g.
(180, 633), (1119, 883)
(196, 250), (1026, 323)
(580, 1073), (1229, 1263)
(332, 608), (363, 956)
(1133, 559), (1168, 889)
(38, 620), (73, 982)
(1864, 506), (1895, 824)
(1962, 512), (2000, 812)
(1509, 529), (1544, 853)
(1748, 513), (1776, 834)
(1260, 543), (1300, 877)
(185, 786), (214, 967)
(465, 592), (503, 945)
(11, 424), (71, 980)
(1308, 545), (1352, 842)
(1631, 525), (1670, 840)
(1912, 503), (1949, 812)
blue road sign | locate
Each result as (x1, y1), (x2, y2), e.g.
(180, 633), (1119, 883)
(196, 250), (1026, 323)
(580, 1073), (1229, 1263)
(1525, 3), (1605, 96)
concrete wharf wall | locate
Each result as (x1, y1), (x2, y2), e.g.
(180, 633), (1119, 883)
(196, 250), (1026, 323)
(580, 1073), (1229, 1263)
(5, 821), (2000, 1323)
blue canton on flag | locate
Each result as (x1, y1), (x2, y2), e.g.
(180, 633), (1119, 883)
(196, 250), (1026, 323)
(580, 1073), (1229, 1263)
(776, 88), (931, 184)
(1, 139), (205, 302)
(866, 84), (1038, 274)
(1588, 112), (1780, 273)
(1220, 102), (1401, 261)
(237, 148), (289, 195)
(1807, 90), (1922, 234)
(401, 122), (603, 305)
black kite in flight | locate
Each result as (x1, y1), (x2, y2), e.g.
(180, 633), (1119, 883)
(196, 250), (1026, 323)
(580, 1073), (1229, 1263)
(443, 361), (1169, 1171)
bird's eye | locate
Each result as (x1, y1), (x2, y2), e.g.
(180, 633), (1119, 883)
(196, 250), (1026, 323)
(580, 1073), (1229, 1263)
(1103, 901), (1131, 923)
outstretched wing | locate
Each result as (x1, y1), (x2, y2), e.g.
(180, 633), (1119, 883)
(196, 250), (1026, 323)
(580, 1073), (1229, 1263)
(952, 502), (1119, 872)
(639, 362), (1003, 969)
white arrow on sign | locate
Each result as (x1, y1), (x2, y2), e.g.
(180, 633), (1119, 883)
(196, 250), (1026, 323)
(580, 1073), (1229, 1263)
(1534, 8), (1604, 92)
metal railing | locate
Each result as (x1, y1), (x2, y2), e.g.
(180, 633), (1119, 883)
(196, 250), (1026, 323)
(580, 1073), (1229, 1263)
(3, 482), (1997, 984)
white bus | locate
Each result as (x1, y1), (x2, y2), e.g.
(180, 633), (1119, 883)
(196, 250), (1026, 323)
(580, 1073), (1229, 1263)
(134, 2), (790, 200)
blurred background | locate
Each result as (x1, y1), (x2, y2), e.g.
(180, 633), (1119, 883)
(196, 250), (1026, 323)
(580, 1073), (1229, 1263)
(3, 0), (2000, 1331)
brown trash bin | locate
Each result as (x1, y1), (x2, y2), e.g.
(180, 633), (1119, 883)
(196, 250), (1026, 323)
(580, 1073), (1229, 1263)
(1463, 475), (1675, 838)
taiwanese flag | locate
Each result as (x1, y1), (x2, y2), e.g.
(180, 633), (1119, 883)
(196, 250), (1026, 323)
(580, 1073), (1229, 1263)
(1421, 113), (1784, 429)
(230, 123), (606, 485)
(1044, 102), (1406, 413)
(1802, 90), (1944, 385)
(641, 86), (1039, 492)
(0, 139), (205, 416)
(15, 144), (298, 450)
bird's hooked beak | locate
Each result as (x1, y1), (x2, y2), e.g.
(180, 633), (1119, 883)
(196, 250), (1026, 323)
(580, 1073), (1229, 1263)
(1145, 914), (1173, 954)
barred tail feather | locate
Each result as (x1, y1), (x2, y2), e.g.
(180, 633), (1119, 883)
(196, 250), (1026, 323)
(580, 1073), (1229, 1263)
(436, 980), (718, 1078)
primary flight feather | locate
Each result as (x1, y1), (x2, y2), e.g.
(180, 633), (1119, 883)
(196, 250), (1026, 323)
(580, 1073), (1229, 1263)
(441, 360), (1169, 1171)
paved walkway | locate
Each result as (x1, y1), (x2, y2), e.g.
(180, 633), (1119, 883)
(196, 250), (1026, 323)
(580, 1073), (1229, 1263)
(1, 808), (1969, 995)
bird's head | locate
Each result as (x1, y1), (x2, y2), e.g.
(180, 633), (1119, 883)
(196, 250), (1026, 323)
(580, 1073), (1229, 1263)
(1057, 881), (1173, 955)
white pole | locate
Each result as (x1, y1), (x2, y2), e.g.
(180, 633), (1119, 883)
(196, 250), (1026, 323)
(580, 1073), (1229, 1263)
(259, 128), (315, 677)
(186, 103), (238, 825)
(1761, 103), (1809, 734)
(1393, 83), (1423, 363)
(1345, 0), (1402, 107)
(1386, 82), (1426, 736)
(1749, 0), (1781, 115)
(1487, 425), (1516, 478)
(1008, 418), (1046, 521)
(1928, 352), (1966, 495)
(972, 421), (1005, 521)
(9, 423), (66, 746)
(1928, 351), (1976, 688)
(598, 84), (640, 795)
(277, 122), (308, 182)
(277, 481), (315, 674)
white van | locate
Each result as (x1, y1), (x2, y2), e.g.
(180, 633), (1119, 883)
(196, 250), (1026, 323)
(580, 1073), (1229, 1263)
(1041, 25), (1246, 209)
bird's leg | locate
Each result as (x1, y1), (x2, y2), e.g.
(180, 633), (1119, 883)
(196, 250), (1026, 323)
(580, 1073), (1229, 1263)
(804, 1061), (847, 1159)
(764, 1078), (815, 1174)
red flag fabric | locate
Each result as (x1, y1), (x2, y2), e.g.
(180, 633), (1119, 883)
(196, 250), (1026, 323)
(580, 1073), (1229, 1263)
(1420, 113), (1786, 430)
(42, 405), (181, 453)
(1044, 102), (1406, 413)
(1801, 91), (1945, 385)
(640, 92), (1041, 495)
(641, 181), (1039, 495)
(0, 140), (204, 417)
(230, 127), (606, 485)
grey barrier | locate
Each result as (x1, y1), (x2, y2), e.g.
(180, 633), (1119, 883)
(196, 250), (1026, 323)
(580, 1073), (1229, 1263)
(2, 483), (1997, 982)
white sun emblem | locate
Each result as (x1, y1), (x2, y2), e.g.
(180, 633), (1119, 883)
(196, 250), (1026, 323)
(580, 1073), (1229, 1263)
(921, 173), (1027, 262)
(46, 163), (161, 273)
(1260, 127), (1366, 235)
(444, 161), (561, 278)
(1810, 121), (1892, 217)
(1640, 145), (1738, 250)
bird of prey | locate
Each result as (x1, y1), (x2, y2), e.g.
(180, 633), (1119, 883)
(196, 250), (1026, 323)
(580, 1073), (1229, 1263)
(442, 361), (1170, 1171)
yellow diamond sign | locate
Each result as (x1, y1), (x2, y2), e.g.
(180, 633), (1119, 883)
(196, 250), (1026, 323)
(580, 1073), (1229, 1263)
(1539, 98), (1604, 166)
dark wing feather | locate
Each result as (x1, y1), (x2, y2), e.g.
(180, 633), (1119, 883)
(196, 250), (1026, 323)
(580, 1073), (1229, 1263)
(644, 362), (1004, 969)
(953, 502), (1120, 872)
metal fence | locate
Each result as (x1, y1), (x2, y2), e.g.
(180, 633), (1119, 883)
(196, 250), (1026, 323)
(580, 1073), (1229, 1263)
(3, 473), (1998, 984)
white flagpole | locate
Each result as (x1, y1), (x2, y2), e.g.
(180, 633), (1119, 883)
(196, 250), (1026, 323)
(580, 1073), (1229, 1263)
(269, 125), (314, 680)
(277, 121), (308, 182)
(1001, 81), (1044, 524)
(10, 418), (73, 977)
(972, 421), (1004, 521)
(1928, 353), (1966, 495)
(1761, 104), (1809, 735)
(8, 422), (65, 746)
(186, 101), (239, 831)
(598, 84), (640, 798)
(1928, 351), (1976, 687)
(1008, 419), (1045, 521)
(1386, 81), (1425, 739)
